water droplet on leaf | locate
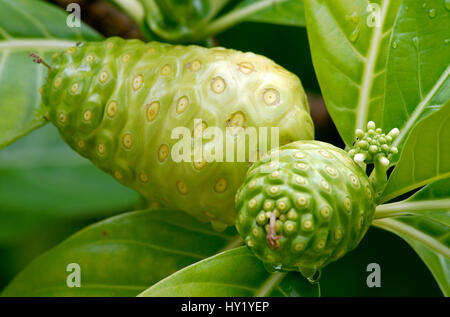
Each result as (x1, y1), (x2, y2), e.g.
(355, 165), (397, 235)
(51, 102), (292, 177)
(428, 8), (437, 17)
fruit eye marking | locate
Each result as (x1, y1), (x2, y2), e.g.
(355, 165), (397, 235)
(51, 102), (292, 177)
(316, 239), (326, 249)
(99, 71), (109, 83)
(122, 133), (133, 149)
(248, 179), (257, 189)
(158, 144), (169, 162)
(320, 206), (331, 219)
(83, 110), (92, 121)
(86, 55), (94, 62)
(54, 77), (62, 89)
(263, 88), (280, 105)
(296, 162), (308, 170)
(325, 166), (337, 177)
(211, 77), (226, 94)
(257, 212), (267, 225)
(176, 96), (189, 114)
(58, 112), (67, 124)
(122, 54), (131, 63)
(264, 200), (274, 210)
(193, 158), (207, 170)
(77, 140), (86, 149)
(302, 219), (313, 231)
(97, 143), (106, 155)
(192, 121), (207, 137)
(138, 172), (149, 183)
(343, 197), (352, 212)
(107, 101), (118, 118)
(161, 64), (171, 76)
(269, 186), (280, 195)
(320, 179), (331, 192)
(294, 152), (306, 159)
(287, 209), (298, 220)
(147, 101), (160, 121)
(366, 186), (372, 199)
(358, 216), (364, 228)
(70, 82), (79, 94)
(334, 228), (343, 240)
(132, 75), (144, 90)
(106, 42), (114, 49)
(252, 227), (263, 237)
(114, 170), (123, 181)
(294, 242), (305, 252)
(247, 239), (255, 247)
(189, 60), (201, 72)
(271, 171), (280, 178)
(349, 174), (360, 188)
(295, 175), (306, 184)
(296, 195), (308, 207)
(176, 180), (189, 195)
(318, 150), (333, 159)
(238, 62), (254, 74)
(284, 221), (296, 234)
(214, 178), (228, 193)
(248, 199), (257, 208)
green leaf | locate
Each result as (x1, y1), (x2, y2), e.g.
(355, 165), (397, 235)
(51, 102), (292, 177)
(374, 177), (450, 296)
(373, 214), (450, 296)
(233, 0), (306, 27)
(304, 0), (402, 146)
(381, 0), (450, 158)
(2, 209), (240, 296)
(380, 101), (450, 203)
(0, 125), (138, 245)
(0, 0), (102, 150)
(139, 247), (319, 297)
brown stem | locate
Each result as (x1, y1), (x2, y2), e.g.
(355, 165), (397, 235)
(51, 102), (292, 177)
(29, 52), (52, 70)
(266, 211), (283, 250)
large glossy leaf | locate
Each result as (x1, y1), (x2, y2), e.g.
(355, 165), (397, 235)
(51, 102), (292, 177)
(2, 209), (240, 296)
(139, 247), (318, 297)
(380, 101), (450, 203)
(0, 0), (101, 149)
(382, 0), (450, 157)
(0, 125), (138, 245)
(305, 0), (402, 145)
(373, 215), (450, 296)
(231, 0), (306, 27)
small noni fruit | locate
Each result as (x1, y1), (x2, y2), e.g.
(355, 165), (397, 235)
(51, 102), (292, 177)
(235, 140), (376, 278)
(37, 37), (314, 229)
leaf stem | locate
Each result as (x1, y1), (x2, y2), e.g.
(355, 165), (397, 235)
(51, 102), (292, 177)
(372, 218), (450, 258)
(255, 272), (287, 297)
(374, 199), (450, 219)
(198, 0), (285, 39)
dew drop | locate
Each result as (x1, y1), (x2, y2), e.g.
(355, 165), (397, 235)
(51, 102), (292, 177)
(445, 39), (450, 45)
(392, 41), (398, 49)
(422, 2), (427, 8)
(428, 8), (436, 18)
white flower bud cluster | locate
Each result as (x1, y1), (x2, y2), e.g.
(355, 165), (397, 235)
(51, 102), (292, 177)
(348, 121), (399, 167)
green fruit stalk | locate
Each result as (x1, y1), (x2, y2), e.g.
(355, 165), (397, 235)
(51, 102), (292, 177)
(35, 37), (314, 229)
(235, 140), (376, 278)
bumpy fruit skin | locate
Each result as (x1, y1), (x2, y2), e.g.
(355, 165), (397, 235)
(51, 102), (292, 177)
(235, 141), (376, 277)
(40, 37), (313, 229)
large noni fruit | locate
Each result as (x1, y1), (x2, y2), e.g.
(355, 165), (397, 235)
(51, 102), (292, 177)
(38, 37), (314, 229)
(235, 141), (376, 278)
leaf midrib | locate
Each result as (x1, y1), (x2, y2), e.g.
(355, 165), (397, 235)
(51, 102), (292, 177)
(356, 0), (390, 130)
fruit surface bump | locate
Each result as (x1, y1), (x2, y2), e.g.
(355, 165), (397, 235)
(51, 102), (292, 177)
(40, 37), (314, 228)
(235, 140), (376, 277)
